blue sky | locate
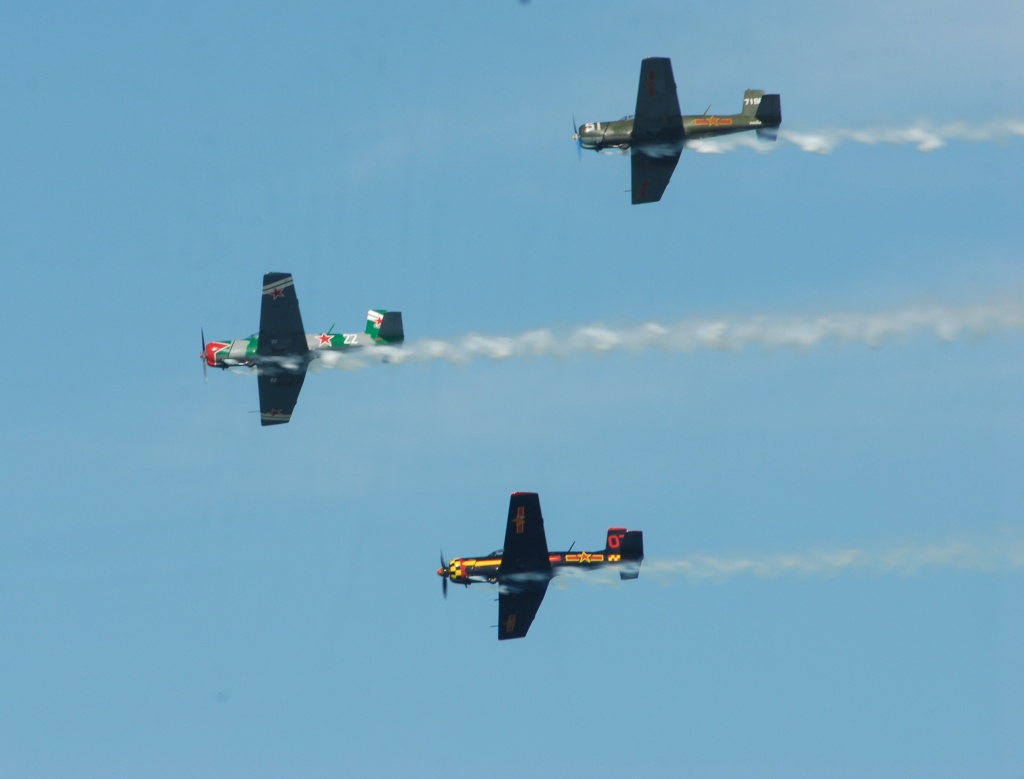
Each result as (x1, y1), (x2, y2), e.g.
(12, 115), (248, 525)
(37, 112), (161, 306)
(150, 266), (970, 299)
(2, 2), (1022, 777)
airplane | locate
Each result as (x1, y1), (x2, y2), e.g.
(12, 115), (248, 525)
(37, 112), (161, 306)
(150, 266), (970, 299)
(437, 492), (644, 640)
(201, 272), (404, 426)
(573, 56), (782, 204)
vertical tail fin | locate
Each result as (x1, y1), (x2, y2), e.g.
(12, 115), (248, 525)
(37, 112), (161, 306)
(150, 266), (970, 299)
(606, 527), (644, 580)
(742, 90), (781, 140)
(365, 310), (405, 344)
(742, 90), (765, 117)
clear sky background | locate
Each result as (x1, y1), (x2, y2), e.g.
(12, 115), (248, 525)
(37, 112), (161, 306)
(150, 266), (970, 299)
(2, 2), (1023, 777)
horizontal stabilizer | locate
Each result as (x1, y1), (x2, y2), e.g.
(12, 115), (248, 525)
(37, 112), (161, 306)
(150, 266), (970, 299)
(620, 530), (644, 580)
(378, 311), (404, 344)
(365, 310), (404, 344)
(755, 94), (782, 126)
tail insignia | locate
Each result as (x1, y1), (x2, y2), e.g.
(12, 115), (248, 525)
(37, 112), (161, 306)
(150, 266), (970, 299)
(514, 506), (526, 534)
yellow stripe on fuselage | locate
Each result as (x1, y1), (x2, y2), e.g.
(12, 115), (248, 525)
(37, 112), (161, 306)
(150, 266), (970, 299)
(563, 552), (605, 564)
(463, 558), (501, 568)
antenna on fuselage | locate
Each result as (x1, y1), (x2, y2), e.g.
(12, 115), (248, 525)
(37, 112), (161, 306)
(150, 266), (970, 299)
(567, 541), (575, 553)
(703, 104), (711, 116)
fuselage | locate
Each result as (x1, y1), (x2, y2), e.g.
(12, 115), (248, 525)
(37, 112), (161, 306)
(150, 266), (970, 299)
(439, 547), (631, 586)
(577, 113), (769, 152)
(204, 331), (378, 369)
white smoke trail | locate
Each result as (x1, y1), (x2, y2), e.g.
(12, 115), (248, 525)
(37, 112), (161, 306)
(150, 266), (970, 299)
(686, 118), (1024, 155)
(312, 299), (1024, 372)
(544, 538), (1024, 590)
(643, 539), (1024, 583)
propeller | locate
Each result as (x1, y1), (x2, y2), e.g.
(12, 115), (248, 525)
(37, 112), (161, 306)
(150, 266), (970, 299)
(438, 550), (449, 599)
(200, 328), (208, 383)
(572, 114), (582, 160)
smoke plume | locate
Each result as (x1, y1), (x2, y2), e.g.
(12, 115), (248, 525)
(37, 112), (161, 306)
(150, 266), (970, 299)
(313, 299), (1024, 372)
(686, 118), (1024, 154)
(542, 537), (1024, 590)
(642, 538), (1024, 583)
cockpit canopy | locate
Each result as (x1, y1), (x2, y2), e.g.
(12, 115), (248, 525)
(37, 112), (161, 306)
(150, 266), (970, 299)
(489, 549), (503, 557)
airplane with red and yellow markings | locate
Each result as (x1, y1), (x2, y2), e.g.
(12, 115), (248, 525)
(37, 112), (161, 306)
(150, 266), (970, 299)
(438, 492), (644, 640)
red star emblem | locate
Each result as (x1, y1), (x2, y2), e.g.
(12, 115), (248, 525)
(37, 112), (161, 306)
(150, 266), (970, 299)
(271, 287), (285, 300)
(514, 506), (526, 534)
(375, 315), (383, 326)
(269, 408), (283, 417)
(318, 333), (333, 346)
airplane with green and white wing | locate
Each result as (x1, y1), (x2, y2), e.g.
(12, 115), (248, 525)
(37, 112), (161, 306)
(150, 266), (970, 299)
(201, 272), (403, 426)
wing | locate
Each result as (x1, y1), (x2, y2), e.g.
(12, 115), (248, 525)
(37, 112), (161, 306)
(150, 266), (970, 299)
(257, 370), (306, 426)
(631, 150), (680, 204)
(632, 57), (682, 141)
(257, 273), (308, 358)
(498, 583), (549, 640)
(498, 492), (551, 579)
(496, 493), (552, 639)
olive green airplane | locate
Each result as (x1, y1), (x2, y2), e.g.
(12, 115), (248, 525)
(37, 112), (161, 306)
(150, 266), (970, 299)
(573, 56), (782, 204)
(438, 492), (644, 640)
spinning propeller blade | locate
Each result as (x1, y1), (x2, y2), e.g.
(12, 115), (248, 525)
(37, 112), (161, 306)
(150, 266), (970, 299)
(200, 328), (208, 382)
(439, 550), (448, 599)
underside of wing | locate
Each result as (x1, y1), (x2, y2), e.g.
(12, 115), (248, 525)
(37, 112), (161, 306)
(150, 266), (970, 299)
(498, 583), (549, 640)
(257, 370), (306, 426)
(631, 150), (680, 204)
(257, 273), (308, 358)
(496, 493), (552, 639)
(498, 492), (552, 579)
(632, 57), (682, 142)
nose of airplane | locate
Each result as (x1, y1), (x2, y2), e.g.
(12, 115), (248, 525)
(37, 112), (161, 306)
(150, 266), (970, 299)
(436, 567), (445, 577)
(205, 341), (221, 367)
